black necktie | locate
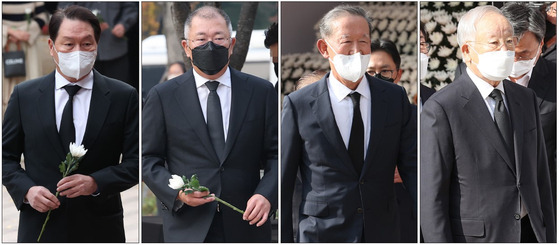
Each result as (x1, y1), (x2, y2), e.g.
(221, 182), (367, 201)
(348, 92), (364, 174)
(60, 85), (81, 152)
(206, 81), (225, 161)
(489, 89), (514, 155)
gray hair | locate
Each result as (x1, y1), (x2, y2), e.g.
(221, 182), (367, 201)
(319, 5), (372, 39)
(501, 3), (546, 43)
(457, 5), (512, 48)
(183, 6), (233, 41)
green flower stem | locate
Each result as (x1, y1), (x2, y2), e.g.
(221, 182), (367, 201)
(37, 191), (59, 242)
(205, 195), (245, 214)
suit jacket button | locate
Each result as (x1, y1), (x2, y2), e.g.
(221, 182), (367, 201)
(360, 180), (365, 185)
(514, 214), (521, 220)
(357, 208), (363, 214)
(220, 167), (225, 172)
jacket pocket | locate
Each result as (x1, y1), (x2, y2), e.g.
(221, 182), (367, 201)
(451, 218), (485, 237)
(300, 200), (329, 217)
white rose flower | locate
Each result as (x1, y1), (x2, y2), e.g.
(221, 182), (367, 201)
(437, 46), (455, 57)
(430, 32), (444, 45)
(425, 21), (437, 33)
(25, 8), (32, 15)
(429, 58), (440, 70)
(69, 143), (87, 158)
(445, 58), (458, 71)
(441, 23), (457, 35)
(168, 175), (185, 190)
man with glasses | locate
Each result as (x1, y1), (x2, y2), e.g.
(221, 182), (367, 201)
(421, 5), (555, 242)
(142, 6), (277, 242)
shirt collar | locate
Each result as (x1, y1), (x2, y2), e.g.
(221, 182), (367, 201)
(194, 67), (232, 88)
(328, 74), (370, 102)
(466, 67), (505, 99)
(55, 70), (94, 90)
(512, 68), (533, 87)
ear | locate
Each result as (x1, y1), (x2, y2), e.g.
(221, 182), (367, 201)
(461, 44), (472, 64)
(317, 39), (330, 59)
(534, 39), (544, 64)
(229, 37), (236, 55)
(394, 69), (403, 84)
(181, 39), (191, 58)
(48, 39), (55, 57)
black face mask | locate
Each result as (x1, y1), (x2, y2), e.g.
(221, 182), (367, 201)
(191, 41), (230, 75)
(373, 73), (394, 83)
(273, 62), (278, 77)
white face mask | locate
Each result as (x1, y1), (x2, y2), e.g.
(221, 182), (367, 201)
(509, 46), (540, 78)
(52, 42), (97, 80)
(325, 39), (370, 83)
(420, 53), (429, 80)
(469, 44), (515, 81)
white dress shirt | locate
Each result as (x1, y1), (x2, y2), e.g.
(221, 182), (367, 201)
(466, 67), (509, 120)
(55, 70), (93, 146)
(193, 68), (231, 141)
(327, 75), (371, 158)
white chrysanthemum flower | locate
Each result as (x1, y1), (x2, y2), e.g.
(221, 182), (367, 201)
(377, 19), (389, 32)
(430, 32), (444, 45)
(425, 21), (437, 33)
(435, 14), (452, 25)
(433, 2), (445, 9)
(25, 8), (32, 14)
(406, 20), (416, 32)
(437, 46), (455, 57)
(441, 23), (457, 35)
(168, 175), (185, 190)
(69, 143), (87, 158)
(420, 11), (432, 24)
(434, 70), (449, 82)
(388, 20), (398, 31)
(397, 32), (408, 46)
(464, 2), (474, 7)
(396, 20), (407, 32)
(445, 58), (458, 71)
(429, 58), (440, 70)
(448, 34), (458, 47)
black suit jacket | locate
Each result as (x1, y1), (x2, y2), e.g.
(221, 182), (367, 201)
(281, 73), (417, 242)
(420, 83), (436, 105)
(142, 68), (278, 242)
(2, 70), (139, 242)
(420, 73), (556, 242)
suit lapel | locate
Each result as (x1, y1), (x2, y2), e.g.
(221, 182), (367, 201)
(222, 69), (253, 165)
(37, 72), (65, 159)
(174, 70), (220, 164)
(311, 76), (357, 176)
(82, 71), (111, 150)
(362, 76), (387, 176)
(504, 82), (524, 178)
(459, 76), (516, 174)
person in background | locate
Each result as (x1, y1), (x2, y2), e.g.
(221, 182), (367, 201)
(2, 2), (49, 115)
(419, 23), (436, 109)
(58, 2), (138, 87)
(166, 61), (186, 81)
(264, 22), (278, 89)
(541, 1), (556, 63)
(367, 38), (417, 243)
(421, 5), (555, 242)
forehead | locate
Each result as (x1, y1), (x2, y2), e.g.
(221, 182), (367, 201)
(57, 18), (95, 41)
(475, 12), (513, 39)
(369, 50), (397, 68)
(189, 14), (228, 36)
(516, 31), (539, 50)
(330, 14), (369, 38)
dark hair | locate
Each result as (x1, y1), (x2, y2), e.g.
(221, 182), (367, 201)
(501, 3), (546, 42)
(371, 39), (401, 69)
(264, 22), (278, 48)
(49, 5), (101, 43)
(420, 22), (429, 41)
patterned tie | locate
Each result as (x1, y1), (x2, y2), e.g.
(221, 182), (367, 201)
(60, 85), (81, 152)
(489, 89), (514, 157)
(348, 92), (364, 174)
(206, 81), (225, 161)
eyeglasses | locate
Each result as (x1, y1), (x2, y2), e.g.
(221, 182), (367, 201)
(186, 37), (230, 47)
(467, 37), (519, 51)
(367, 69), (394, 80)
(547, 6), (556, 14)
(420, 41), (432, 52)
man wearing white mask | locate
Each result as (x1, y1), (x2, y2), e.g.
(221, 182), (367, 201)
(421, 5), (555, 242)
(281, 5), (416, 242)
(419, 23), (436, 109)
(502, 3), (556, 209)
(2, 5), (139, 242)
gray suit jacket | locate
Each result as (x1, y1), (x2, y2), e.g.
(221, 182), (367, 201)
(281, 73), (417, 242)
(142, 68), (277, 242)
(420, 73), (556, 242)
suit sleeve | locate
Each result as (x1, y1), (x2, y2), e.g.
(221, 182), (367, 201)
(396, 87), (417, 210)
(280, 95), (302, 243)
(2, 85), (36, 210)
(141, 87), (181, 211)
(90, 88), (139, 194)
(532, 91), (557, 242)
(420, 99), (454, 242)
(253, 84), (278, 210)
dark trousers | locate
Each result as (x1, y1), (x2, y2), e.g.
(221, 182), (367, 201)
(521, 215), (538, 243)
(204, 211), (225, 242)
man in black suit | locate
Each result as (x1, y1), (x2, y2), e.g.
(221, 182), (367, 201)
(142, 6), (277, 242)
(2, 5), (139, 242)
(281, 5), (416, 242)
(421, 5), (555, 242)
